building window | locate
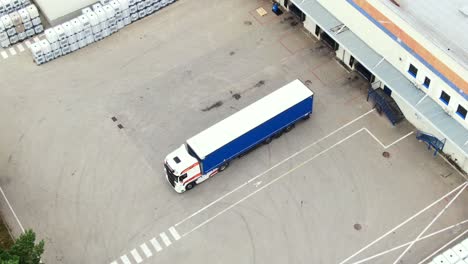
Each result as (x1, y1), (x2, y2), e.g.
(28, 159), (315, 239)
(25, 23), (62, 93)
(349, 56), (355, 68)
(440, 91), (450, 105)
(423, 77), (431, 88)
(314, 25), (320, 36)
(456, 105), (467, 119)
(408, 64), (418, 77)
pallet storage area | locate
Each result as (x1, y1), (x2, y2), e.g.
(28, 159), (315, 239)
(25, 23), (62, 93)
(0, 3), (44, 48)
(30, 0), (177, 65)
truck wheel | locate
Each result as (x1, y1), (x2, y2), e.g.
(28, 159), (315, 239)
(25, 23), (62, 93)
(219, 162), (229, 171)
(186, 182), (195, 191)
(285, 124), (295, 132)
(264, 137), (273, 144)
(274, 131), (283, 138)
(302, 113), (311, 120)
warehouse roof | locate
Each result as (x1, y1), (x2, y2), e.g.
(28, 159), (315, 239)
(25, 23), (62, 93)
(377, 0), (468, 71)
(35, 0), (95, 25)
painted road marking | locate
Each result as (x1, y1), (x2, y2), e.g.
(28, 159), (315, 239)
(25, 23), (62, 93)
(140, 242), (153, 258)
(175, 109), (376, 227)
(33, 36), (40, 43)
(150, 237), (162, 252)
(160, 232), (172, 247)
(339, 181), (468, 264)
(8, 47), (16, 55)
(182, 127), (417, 237)
(120, 255), (131, 264)
(17, 43), (24, 52)
(168, 226), (180, 241)
(182, 128), (367, 237)
(1, 51), (7, 59)
(109, 262), (117, 264)
(25, 40), (31, 47)
(131, 249), (143, 263)
(392, 183), (468, 264)
(350, 221), (468, 264)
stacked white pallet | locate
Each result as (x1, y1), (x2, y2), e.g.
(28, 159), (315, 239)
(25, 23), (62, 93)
(54, 24), (69, 55)
(29, 41), (41, 64)
(72, 18), (86, 49)
(29, 38), (53, 64)
(0, 0), (30, 16)
(79, 12), (94, 45)
(63, 21), (78, 53)
(30, 0), (177, 65)
(45, 27), (61, 59)
(0, 4), (43, 48)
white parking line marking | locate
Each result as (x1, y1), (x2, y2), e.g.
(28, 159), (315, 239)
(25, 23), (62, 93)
(1, 51), (7, 59)
(183, 128), (367, 237)
(0, 185), (24, 232)
(140, 242), (152, 258)
(120, 255), (131, 264)
(392, 183), (467, 264)
(365, 129), (413, 149)
(8, 47), (16, 55)
(175, 109), (376, 227)
(25, 40), (31, 47)
(339, 181), (468, 264)
(168, 226), (180, 241)
(180, 128), (427, 237)
(17, 43), (24, 52)
(150, 237), (162, 252)
(110, 261), (118, 264)
(160, 232), (172, 247)
(131, 249), (143, 263)
(350, 221), (468, 264)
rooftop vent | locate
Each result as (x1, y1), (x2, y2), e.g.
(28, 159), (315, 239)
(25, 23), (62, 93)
(460, 6), (468, 17)
(173, 157), (181, 164)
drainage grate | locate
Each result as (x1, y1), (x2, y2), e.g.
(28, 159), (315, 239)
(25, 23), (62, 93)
(382, 151), (390, 158)
(354, 223), (362, 231)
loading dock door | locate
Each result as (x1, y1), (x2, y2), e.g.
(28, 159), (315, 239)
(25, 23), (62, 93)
(354, 62), (373, 82)
(320, 31), (339, 51)
(288, 3), (305, 21)
(383, 85), (392, 96)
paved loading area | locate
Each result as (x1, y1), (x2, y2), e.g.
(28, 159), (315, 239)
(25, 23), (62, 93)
(0, 0), (466, 263)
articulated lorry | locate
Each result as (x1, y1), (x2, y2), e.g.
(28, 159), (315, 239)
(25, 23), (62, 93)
(164, 79), (314, 193)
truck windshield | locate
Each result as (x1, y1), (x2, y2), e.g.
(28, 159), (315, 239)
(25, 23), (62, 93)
(164, 162), (178, 187)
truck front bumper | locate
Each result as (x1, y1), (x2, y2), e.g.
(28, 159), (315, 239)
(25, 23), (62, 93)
(164, 169), (185, 193)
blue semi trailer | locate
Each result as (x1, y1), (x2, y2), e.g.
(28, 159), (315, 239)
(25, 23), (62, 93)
(164, 79), (314, 193)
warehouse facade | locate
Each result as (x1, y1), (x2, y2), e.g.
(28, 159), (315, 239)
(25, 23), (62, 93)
(278, 0), (468, 171)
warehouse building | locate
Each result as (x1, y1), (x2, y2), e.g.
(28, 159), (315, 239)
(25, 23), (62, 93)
(278, 0), (468, 171)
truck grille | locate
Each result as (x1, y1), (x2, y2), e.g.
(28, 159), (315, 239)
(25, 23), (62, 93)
(164, 163), (176, 187)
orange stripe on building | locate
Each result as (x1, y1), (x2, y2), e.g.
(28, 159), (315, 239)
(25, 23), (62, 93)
(353, 0), (468, 94)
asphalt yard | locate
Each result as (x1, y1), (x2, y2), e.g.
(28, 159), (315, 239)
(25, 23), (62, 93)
(0, 0), (466, 263)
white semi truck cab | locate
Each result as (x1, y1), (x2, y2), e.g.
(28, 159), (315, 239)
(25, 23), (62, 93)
(164, 144), (205, 193)
(164, 79), (314, 193)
